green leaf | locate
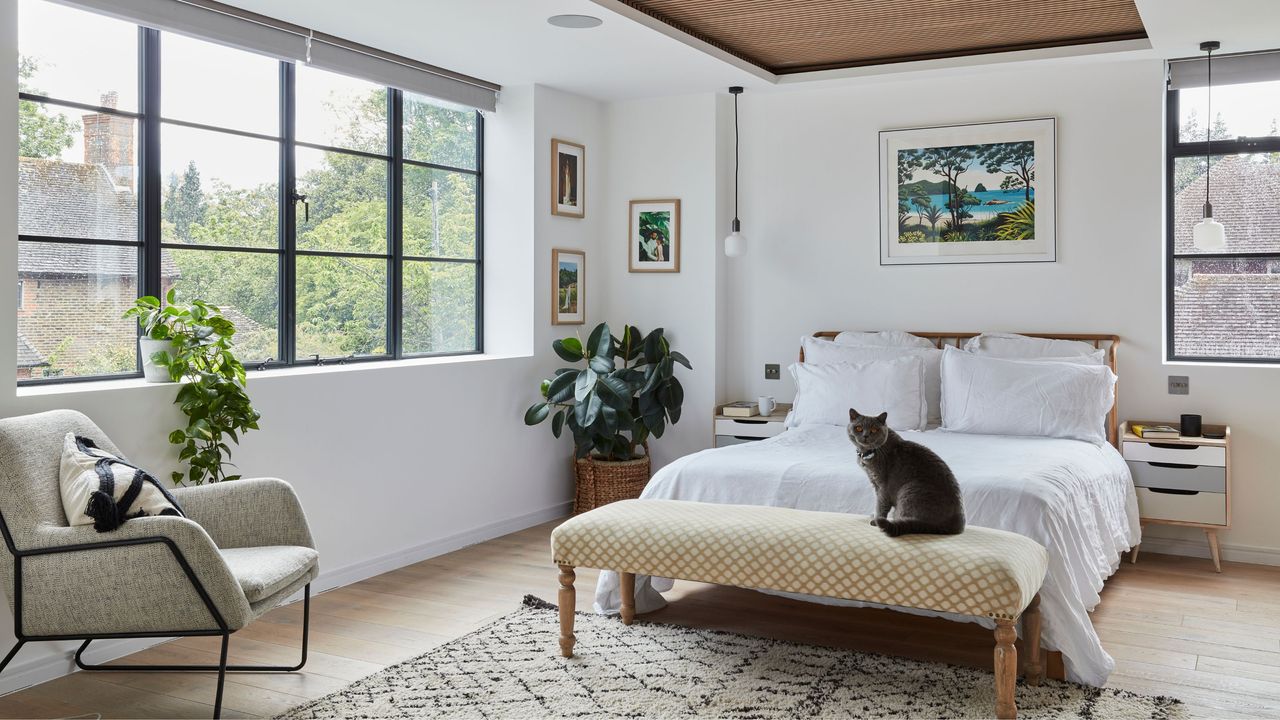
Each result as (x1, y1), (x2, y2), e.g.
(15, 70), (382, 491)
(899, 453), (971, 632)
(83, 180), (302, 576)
(168, 430), (185, 444)
(669, 351), (692, 370)
(552, 410), (565, 438)
(588, 353), (614, 374)
(523, 402), (550, 425)
(561, 336), (583, 356)
(552, 338), (583, 362)
(574, 368), (598, 402)
(546, 371), (576, 403)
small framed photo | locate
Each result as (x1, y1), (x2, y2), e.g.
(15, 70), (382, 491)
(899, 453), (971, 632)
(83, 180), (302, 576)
(551, 248), (585, 325)
(551, 139), (585, 218)
(628, 199), (681, 273)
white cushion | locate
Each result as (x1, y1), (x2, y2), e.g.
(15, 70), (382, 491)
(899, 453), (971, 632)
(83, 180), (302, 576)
(963, 332), (1101, 361)
(802, 336), (943, 427)
(832, 330), (936, 350)
(940, 347), (1116, 444)
(787, 356), (927, 431)
(59, 432), (184, 532)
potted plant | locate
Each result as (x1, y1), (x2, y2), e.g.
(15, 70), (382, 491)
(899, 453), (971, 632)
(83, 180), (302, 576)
(125, 294), (179, 382)
(124, 289), (262, 484)
(524, 322), (690, 513)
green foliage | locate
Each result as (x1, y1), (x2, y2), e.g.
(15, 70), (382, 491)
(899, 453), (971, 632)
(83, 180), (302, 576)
(994, 200), (1036, 242)
(124, 289), (261, 485)
(18, 57), (77, 159)
(525, 323), (691, 461)
(637, 212), (672, 262)
(940, 230), (967, 243)
(164, 161), (208, 243)
(980, 141), (1035, 202)
(898, 230), (928, 244)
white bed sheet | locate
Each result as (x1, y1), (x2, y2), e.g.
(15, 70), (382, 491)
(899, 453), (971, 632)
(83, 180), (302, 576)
(592, 425), (1140, 687)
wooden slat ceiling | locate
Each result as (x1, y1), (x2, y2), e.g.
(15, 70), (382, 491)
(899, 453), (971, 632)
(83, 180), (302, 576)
(619, 0), (1147, 74)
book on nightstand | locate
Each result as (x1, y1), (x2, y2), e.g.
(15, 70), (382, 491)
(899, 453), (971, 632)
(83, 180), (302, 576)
(1130, 423), (1180, 439)
(721, 401), (760, 418)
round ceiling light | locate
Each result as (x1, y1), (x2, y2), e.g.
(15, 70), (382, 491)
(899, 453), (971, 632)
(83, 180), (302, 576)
(547, 14), (603, 29)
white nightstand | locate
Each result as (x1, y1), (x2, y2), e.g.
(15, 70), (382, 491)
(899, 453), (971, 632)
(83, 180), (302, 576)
(712, 403), (791, 448)
(1122, 421), (1231, 573)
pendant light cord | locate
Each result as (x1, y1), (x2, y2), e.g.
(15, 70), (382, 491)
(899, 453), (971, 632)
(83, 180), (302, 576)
(734, 89), (740, 222)
(1205, 44), (1212, 209)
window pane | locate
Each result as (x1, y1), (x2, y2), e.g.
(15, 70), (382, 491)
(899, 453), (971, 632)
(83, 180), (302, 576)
(1173, 257), (1280, 359)
(17, 241), (138, 380)
(402, 260), (476, 354)
(295, 65), (387, 154)
(296, 148), (388, 253)
(20, 100), (138, 241)
(1173, 153), (1280, 255)
(295, 255), (387, 359)
(170, 249), (279, 362)
(403, 167), (476, 258)
(403, 93), (476, 170)
(1178, 81), (1280, 142)
(161, 124), (279, 248)
(18, 0), (139, 111)
(161, 32), (278, 136)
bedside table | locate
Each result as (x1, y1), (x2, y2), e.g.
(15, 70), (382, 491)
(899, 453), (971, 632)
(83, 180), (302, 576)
(713, 403), (791, 448)
(1122, 421), (1230, 572)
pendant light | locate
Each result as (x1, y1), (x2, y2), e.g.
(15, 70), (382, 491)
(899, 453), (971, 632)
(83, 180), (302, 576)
(724, 86), (746, 257)
(1193, 40), (1226, 251)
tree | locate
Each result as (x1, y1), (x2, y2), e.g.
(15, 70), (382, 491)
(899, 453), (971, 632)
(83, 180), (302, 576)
(918, 145), (979, 229)
(18, 57), (77, 159)
(981, 141), (1034, 202)
(164, 161), (208, 242)
(920, 203), (945, 238)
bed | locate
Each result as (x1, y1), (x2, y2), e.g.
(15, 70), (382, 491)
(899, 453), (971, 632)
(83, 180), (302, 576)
(593, 331), (1140, 688)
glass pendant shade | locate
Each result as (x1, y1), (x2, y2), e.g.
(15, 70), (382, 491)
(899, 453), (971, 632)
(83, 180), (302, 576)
(724, 227), (746, 257)
(1193, 211), (1226, 251)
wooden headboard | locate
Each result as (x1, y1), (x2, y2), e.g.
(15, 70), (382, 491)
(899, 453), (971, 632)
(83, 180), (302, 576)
(800, 331), (1121, 447)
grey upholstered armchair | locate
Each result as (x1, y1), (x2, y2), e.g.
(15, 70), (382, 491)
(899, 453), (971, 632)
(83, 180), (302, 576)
(0, 410), (318, 719)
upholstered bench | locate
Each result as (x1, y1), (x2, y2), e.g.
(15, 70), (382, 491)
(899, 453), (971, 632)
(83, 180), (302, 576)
(550, 499), (1049, 720)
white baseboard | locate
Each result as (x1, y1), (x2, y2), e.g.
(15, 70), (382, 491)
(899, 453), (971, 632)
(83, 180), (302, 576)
(1138, 535), (1280, 567)
(0, 499), (572, 697)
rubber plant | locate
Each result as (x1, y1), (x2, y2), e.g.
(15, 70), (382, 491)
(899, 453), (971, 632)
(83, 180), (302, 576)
(124, 289), (261, 484)
(524, 322), (690, 460)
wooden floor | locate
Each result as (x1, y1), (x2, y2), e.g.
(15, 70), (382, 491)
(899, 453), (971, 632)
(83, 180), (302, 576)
(1, 521), (1278, 719)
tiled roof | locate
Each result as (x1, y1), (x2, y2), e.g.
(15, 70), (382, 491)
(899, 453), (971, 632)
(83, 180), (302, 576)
(1174, 273), (1280, 358)
(1174, 156), (1280, 254)
(17, 333), (47, 368)
(17, 241), (178, 278)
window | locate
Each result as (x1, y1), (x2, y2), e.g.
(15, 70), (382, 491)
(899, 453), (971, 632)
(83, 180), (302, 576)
(1167, 53), (1280, 362)
(16, 0), (483, 383)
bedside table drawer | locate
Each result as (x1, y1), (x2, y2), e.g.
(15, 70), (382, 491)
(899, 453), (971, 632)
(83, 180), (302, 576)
(1136, 487), (1226, 526)
(1123, 441), (1225, 467)
(1127, 460), (1226, 493)
(714, 418), (785, 439)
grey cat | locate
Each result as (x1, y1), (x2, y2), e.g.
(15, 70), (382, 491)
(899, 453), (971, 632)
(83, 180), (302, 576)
(847, 408), (966, 537)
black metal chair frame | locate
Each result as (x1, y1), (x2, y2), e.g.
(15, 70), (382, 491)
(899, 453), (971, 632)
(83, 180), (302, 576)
(0, 508), (310, 719)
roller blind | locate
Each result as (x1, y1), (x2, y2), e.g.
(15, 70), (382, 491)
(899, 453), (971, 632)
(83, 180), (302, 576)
(50, 0), (500, 111)
(1168, 50), (1280, 91)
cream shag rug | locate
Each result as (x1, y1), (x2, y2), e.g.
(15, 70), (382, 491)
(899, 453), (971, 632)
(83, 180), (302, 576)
(277, 596), (1183, 719)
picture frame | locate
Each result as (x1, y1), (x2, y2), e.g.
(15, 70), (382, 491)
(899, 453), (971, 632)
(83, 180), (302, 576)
(628, 199), (681, 273)
(879, 118), (1056, 265)
(551, 248), (585, 325)
(551, 139), (585, 218)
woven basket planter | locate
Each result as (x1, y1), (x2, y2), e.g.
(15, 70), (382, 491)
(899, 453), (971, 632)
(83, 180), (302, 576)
(573, 451), (651, 514)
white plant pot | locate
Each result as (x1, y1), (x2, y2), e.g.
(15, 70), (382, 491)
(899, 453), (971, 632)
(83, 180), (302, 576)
(139, 337), (176, 383)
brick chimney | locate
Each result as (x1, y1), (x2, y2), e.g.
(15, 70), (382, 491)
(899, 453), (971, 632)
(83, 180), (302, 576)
(82, 91), (135, 190)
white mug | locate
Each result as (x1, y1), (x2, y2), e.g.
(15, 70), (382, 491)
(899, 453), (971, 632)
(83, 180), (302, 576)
(758, 395), (777, 416)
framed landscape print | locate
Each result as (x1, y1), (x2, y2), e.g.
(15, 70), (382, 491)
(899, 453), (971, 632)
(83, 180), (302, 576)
(551, 139), (585, 218)
(879, 118), (1056, 265)
(551, 248), (585, 325)
(628, 199), (681, 273)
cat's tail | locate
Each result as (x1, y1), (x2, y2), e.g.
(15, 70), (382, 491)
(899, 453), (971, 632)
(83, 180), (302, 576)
(879, 517), (965, 537)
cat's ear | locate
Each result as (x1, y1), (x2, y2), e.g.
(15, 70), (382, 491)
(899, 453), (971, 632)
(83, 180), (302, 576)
(876, 411), (888, 423)
(849, 408), (859, 422)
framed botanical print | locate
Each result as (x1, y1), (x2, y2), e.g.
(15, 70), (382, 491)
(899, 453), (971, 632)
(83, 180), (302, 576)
(551, 248), (585, 325)
(879, 117), (1056, 265)
(628, 199), (681, 273)
(551, 139), (585, 218)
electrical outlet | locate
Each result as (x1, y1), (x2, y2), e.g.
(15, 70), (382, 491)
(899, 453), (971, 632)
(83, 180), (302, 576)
(764, 363), (781, 380)
(1168, 375), (1190, 395)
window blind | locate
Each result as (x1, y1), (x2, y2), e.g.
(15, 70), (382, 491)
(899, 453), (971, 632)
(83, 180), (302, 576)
(50, 0), (500, 111)
(1168, 50), (1280, 90)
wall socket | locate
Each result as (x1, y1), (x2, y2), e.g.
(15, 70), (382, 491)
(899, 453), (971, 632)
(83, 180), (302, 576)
(764, 363), (781, 380)
(1168, 375), (1190, 395)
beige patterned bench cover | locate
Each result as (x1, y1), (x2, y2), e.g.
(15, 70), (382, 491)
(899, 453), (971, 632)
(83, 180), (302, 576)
(552, 499), (1048, 620)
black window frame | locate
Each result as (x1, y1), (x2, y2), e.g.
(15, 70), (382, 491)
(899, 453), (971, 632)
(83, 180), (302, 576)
(1165, 75), (1280, 364)
(17, 17), (483, 386)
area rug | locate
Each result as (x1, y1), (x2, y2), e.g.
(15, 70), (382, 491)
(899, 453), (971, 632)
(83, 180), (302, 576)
(276, 596), (1183, 719)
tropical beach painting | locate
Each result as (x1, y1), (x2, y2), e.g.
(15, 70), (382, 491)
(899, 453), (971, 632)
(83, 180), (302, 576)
(551, 248), (585, 325)
(880, 118), (1056, 265)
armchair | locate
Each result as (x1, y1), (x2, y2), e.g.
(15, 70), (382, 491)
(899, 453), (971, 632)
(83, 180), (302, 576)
(0, 410), (318, 719)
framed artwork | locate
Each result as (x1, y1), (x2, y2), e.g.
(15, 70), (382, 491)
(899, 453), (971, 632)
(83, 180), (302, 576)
(628, 199), (681, 273)
(879, 117), (1056, 265)
(551, 139), (585, 218)
(551, 248), (585, 325)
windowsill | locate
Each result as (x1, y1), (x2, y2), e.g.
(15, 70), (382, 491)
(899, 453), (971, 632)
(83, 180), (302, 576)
(1163, 358), (1280, 369)
(16, 351), (530, 397)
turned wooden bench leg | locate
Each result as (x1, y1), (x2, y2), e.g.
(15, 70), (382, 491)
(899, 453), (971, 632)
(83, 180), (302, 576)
(558, 565), (576, 657)
(1024, 594), (1044, 685)
(994, 618), (1018, 719)
(620, 572), (636, 625)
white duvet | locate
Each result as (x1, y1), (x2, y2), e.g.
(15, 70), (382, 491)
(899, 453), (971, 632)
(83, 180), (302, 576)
(592, 425), (1140, 687)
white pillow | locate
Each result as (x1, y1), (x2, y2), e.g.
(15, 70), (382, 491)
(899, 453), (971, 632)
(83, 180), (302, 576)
(939, 347), (1115, 444)
(787, 357), (927, 432)
(802, 336), (942, 427)
(963, 332), (1101, 361)
(60, 433), (184, 532)
(832, 330), (936, 350)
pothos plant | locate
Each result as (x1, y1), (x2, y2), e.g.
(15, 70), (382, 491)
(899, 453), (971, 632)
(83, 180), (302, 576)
(124, 289), (261, 484)
(524, 322), (690, 461)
